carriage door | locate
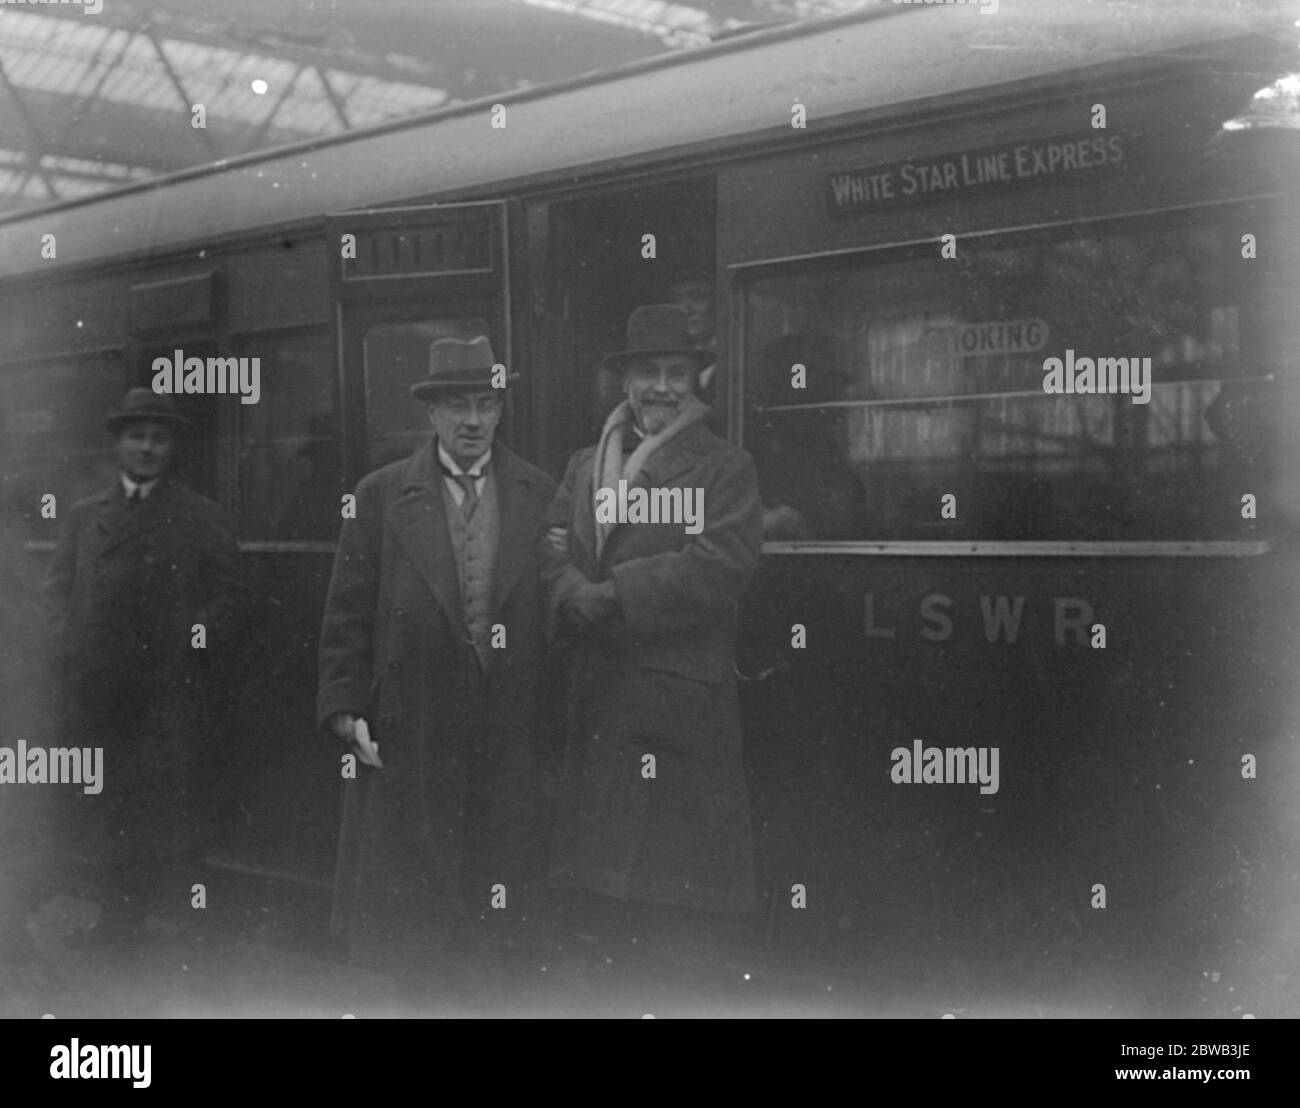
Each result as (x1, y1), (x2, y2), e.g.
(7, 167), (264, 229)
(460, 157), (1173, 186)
(327, 201), (515, 481)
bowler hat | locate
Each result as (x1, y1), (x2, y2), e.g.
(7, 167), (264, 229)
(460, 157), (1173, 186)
(602, 304), (713, 373)
(105, 387), (187, 432)
(410, 336), (517, 401)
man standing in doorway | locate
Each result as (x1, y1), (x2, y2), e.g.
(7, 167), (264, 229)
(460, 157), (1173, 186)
(541, 305), (763, 1007)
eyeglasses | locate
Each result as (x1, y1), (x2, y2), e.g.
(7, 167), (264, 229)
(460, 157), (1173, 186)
(437, 396), (503, 418)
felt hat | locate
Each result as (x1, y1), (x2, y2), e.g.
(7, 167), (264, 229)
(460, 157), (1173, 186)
(602, 304), (713, 373)
(105, 387), (187, 432)
(410, 336), (516, 400)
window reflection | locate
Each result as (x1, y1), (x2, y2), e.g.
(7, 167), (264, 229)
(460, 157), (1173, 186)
(0, 356), (123, 543)
(237, 331), (339, 541)
(743, 214), (1272, 542)
(747, 332), (863, 541)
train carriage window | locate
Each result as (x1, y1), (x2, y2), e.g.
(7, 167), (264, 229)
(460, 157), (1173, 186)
(362, 316), (493, 469)
(0, 353), (124, 542)
(742, 210), (1273, 543)
(236, 330), (339, 541)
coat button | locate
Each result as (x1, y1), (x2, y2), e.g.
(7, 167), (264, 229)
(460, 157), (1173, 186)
(394, 607), (407, 620)
(388, 660), (403, 673)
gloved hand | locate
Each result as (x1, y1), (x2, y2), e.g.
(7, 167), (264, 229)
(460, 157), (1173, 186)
(560, 579), (621, 636)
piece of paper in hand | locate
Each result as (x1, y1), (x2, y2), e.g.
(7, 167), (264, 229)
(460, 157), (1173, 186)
(354, 717), (384, 769)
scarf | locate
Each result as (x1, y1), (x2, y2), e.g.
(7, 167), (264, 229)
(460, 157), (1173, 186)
(592, 397), (707, 560)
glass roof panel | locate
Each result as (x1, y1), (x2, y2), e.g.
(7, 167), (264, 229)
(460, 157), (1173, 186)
(6, 0), (1279, 215)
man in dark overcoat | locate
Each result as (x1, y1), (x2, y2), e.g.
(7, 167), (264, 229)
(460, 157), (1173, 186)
(317, 337), (556, 993)
(540, 305), (764, 989)
(45, 387), (255, 942)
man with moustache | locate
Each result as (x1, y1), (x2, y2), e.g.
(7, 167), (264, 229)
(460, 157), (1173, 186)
(45, 388), (254, 945)
(540, 305), (763, 1003)
(318, 336), (556, 1003)
(593, 275), (718, 432)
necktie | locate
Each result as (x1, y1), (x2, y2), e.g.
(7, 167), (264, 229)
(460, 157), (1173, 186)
(127, 487), (142, 508)
(454, 474), (479, 519)
(440, 463), (486, 520)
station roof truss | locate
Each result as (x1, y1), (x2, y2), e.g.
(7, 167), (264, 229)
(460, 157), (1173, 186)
(0, 0), (878, 213)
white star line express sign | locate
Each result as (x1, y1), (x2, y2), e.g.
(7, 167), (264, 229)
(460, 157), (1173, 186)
(825, 132), (1126, 217)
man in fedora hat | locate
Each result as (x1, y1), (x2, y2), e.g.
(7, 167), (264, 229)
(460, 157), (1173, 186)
(593, 275), (718, 432)
(318, 335), (556, 1004)
(45, 387), (255, 946)
(539, 304), (763, 1003)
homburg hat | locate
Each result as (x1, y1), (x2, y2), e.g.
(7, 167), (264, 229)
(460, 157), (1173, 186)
(602, 304), (714, 373)
(105, 387), (187, 433)
(410, 336), (516, 401)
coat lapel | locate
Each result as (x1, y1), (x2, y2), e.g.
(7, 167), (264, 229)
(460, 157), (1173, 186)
(636, 421), (714, 490)
(93, 479), (170, 557)
(597, 422), (715, 569)
(388, 443), (462, 631)
(490, 445), (544, 612)
(569, 455), (600, 577)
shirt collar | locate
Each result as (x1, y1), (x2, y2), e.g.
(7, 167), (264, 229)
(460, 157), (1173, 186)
(436, 441), (491, 478)
(121, 473), (160, 499)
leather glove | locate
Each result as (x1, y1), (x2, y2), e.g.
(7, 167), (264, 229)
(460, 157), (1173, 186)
(561, 579), (621, 636)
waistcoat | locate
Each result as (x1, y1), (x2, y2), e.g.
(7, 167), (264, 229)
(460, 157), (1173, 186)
(442, 473), (499, 671)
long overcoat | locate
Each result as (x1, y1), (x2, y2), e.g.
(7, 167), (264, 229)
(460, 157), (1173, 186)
(541, 420), (764, 914)
(317, 440), (556, 971)
(44, 477), (255, 865)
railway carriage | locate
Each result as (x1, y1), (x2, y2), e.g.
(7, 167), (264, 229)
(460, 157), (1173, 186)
(2, 3), (1297, 1001)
